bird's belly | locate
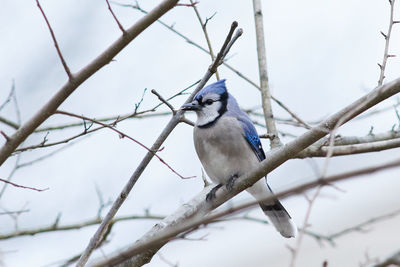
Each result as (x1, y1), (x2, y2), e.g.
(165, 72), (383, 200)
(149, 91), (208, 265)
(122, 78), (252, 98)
(196, 135), (258, 184)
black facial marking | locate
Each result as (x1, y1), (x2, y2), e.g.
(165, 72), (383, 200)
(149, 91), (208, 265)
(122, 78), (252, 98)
(197, 91), (229, 129)
(196, 95), (203, 105)
(217, 91), (228, 115)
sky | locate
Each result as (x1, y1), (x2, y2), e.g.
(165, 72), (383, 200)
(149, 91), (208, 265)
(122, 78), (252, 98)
(1, 0), (400, 266)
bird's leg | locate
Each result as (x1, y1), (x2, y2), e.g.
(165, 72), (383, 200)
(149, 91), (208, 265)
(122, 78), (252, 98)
(206, 184), (223, 201)
(226, 174), (239, 191)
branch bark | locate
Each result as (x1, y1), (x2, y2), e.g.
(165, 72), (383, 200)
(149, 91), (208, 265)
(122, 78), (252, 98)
(95, 152), (400, 266)
(0, 0), (179, 166)
(374, 249), (400, 267)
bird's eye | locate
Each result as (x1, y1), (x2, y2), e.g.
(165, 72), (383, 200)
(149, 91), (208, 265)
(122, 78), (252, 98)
(205, 99), (214, 105)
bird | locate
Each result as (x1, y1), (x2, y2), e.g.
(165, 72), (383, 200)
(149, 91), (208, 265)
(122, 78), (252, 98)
(181, 79), (297, 238)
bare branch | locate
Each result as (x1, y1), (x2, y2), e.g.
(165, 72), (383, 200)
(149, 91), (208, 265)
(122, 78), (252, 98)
(0, 116), (19, 130)
(252, 0), (282, 148)
(298, 137), (400, 158)
(0, 0), (180, 166)
(326, 208), (400, 243)
(55, 110), (191, 180)
(378, 0), (397, 86)
(189, 0), (220, 80)
(151, 89), (175, 114)
(0, 177), (48, 192)
(105, 0), (126, 34)
(36, 0), (72, 79)
(271, 96), (312, 129)
(94, 156), (400, 266)
(0, 213), (163, 240)
(0, 81), (15, 112)
(0, 209), (29, 216)
(0, 154), (21, 198)
(289, 186), (323, 267)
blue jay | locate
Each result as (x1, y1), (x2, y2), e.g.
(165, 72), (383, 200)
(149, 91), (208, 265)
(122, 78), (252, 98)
(182, 79), (296, 238)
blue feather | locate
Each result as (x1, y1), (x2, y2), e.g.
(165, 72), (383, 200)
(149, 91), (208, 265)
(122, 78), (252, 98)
(223, 92), (266, 161)
(237, 115), (266, 162)
(194, 79), (227, 102)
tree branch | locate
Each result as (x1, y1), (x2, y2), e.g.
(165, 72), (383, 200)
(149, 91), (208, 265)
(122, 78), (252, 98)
(36, 0), (72, 79)
(0, 0), (180, 166)
(105, 0), (126, 34)
(378, 0), (397, 86)
(298, 136), (400, 158)
(0, 177), (48, 192)
(252, 0), (282, 148)
(95, 76), (400, 266)
(94, 154), (400, 266)
(0, 213), (163, 240)
(189, 0), (220, 80)
(75, 21), (243, 267)
(55, 110), (190, 179)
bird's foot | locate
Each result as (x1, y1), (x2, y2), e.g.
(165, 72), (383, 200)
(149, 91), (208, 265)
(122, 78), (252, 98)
(226, 174), (239, 191)
(206, 184), (223, 202)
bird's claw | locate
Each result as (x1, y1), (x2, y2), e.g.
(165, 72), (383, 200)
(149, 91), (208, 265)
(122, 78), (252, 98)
(226, 174), (238, 191)
(206, 184), (223, 202)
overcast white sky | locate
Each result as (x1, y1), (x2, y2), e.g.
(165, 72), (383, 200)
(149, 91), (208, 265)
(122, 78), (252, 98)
(1, 0), (400, 266)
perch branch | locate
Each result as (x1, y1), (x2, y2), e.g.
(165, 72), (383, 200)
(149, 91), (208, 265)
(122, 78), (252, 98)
(76, 21), (243, 267)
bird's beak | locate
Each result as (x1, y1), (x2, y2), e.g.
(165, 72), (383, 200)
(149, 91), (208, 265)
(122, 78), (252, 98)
(181, 102), (201, 111)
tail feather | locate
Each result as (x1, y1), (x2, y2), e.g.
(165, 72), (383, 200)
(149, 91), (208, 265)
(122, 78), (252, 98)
(259, 200), (297, 238)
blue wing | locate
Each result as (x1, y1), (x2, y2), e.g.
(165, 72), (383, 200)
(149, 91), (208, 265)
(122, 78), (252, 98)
(237, 116), (266, 162)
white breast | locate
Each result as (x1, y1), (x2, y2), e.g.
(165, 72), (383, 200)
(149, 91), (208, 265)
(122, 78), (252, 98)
(193, 116), (259, 184)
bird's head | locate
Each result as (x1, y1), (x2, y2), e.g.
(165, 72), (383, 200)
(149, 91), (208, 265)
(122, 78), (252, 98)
(181, 79), (229, 127)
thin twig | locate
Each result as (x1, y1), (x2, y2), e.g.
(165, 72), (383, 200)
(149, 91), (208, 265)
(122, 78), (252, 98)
(14, 82), (198, 153)
(0, 153), (21, 198)
(271, 96), (312, 129)
(151, 89), (176, 114)
(326, 208), (400, 243)
(0, 116), (19, 130)
(36, 0), (72, 79)
(55, 110), (192, 180)
(1, 81), (198, 135)
(189, 0), (219, 80)
(0, 131), (10, 142)
(0, 80), (15, 112)
(0, 177), (48, 192)
(378, 0), (397, 86)
(0, 213), (164, 240)
(105, 0), (126, 34)
(0, 209), (29, 216)
(289, 186), (322, 267)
